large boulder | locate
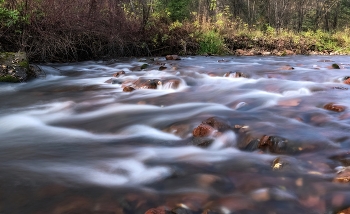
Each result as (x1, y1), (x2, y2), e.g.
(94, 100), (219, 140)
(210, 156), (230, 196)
(0, 52), (32, 83)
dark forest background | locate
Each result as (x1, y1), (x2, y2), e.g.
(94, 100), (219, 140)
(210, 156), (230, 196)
(1, 0), (350, 61)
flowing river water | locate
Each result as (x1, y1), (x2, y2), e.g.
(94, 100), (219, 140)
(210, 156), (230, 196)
(1, 56), (350, 214)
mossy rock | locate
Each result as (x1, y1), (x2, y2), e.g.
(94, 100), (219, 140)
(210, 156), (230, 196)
(0, 51), (30, 82)
(0, 75), (20, 83)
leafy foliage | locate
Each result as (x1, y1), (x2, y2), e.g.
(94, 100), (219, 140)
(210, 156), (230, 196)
(199, 30), (225, 55)
(0, 0), (20, 27)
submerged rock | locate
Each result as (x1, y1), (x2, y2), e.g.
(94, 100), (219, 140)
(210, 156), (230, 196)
(258, 135), (289, 153)
(324, 103), (346, 112)
(224, 71), (246, 78)
(113, 70), (125, 77)
(332, 63), (340, 69)
(193, 124), (216, 137)
(236, 126), (291, 154)
(141, 63), (149, 70)
(135, 79), (161, 89)
(191, 117), (232, 147)
(123, 86), (135, 92)
(119, 77), (182, 91)
(343, 77), (350, 85)
(166, 55), (181, 60)
(334, 168), (350, 183)
(145, 207), (167, 214)
(159, 66), (167, 71)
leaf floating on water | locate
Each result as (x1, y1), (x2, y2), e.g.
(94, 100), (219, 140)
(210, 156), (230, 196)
(272, 157), (283, 170)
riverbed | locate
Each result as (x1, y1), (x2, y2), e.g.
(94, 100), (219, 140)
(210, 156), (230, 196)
(1, 56), (350, 214)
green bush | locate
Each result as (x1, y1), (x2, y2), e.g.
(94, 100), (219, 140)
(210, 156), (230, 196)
(198, 30), (225, 55)
(0, 0), (20, 27)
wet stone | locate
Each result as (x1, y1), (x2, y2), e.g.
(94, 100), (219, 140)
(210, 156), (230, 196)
(235, 126), (261, 151)
(145, 207), (167, 214)
(258, 135), (289, 153)
(343, 77), (350, 85)
(193, 124), (216, 137)
(160, 78), (182, 89)
(191, 117), (232, 147)
(338, 207), (350, 214)
(132, 78), (162, 89)
(202, 117), (231, 132)
(224, 71), (246, 78)
(332, 63), (341, 69)
(166, 55), (181, 60)
(324, 103), (346, 112)
(141, 64), (149, 70)
(334, 169), (350, 183)
(191, 137), (214, 147)
(113, 70), (125, 77)
(159, 66), (167, 71)
(123, 86), (135, 92)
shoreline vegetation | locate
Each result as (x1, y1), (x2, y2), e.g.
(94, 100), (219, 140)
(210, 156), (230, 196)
(1, 0), (350, 62)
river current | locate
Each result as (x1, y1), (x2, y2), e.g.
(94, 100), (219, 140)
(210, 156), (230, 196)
(1, 56), (350, 214)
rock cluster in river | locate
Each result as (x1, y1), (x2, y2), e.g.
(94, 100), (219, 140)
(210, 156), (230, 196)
(105, 64), (182, 92)
(190, 117), (291, 154)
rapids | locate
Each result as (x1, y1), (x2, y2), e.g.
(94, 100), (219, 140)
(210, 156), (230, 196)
(1, 56), (350, 213)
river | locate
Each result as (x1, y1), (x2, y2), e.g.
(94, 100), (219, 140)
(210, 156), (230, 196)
(1, 55), (350, 214)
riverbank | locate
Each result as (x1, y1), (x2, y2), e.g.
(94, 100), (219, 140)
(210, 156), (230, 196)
(2, 25), (349, 63)
(1, 1), (350, 62)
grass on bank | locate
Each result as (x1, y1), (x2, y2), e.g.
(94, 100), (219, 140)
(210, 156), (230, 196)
(185, 17), (350, 55)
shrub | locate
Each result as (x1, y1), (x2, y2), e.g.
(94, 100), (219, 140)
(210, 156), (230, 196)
(198, 30), (225, 55)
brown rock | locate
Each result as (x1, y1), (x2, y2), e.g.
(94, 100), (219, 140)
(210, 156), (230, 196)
(145, 207), (166, 214)
(258, 135), (289, 153)
(165, 55), (181, 60)
(123, 86), (135, 92)
(324, 103), (346, 112)
(334, 169), (350, 183)
(191, 117), (232, 147)
(343, 77), (350, 85)
(193, 124), (216, 137)
(113, 70), (125, 77)
(202, 117), (231, 132)
(338, 207), (350, 214)
(160, 78), (182, 89)
(279, 65), (294, 70)
(224, 71), (246, 78)
(236, 126), (260, 151)
(134, 79), (161, 89)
